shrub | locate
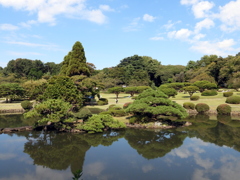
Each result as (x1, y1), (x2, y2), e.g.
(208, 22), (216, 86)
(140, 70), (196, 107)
(226, 96), (240, 104)
(195, 103), (210, 114)
(99, 111), (112, 115)
(201, 90), (218, 96)
(74, 107), (92, 120)
(223, 91), (233, 97)
(183, 102), (195, 110)
(190, 95), (200, 101)
(110, 109), (126, 117)
(217, 104), (231, 115)
(123, 102), (132, 109)
(21, 100), (33, 110)
(97, 98), (108, 105)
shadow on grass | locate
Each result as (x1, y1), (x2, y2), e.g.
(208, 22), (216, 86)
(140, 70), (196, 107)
(109, 96), (131, 99)
(182, 96), (190, 98)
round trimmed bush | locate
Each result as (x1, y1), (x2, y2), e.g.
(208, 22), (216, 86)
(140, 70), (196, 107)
(201, 90), (218, 96)
(21, 100), (33, 110)
(217, 104), (231, 115)
(183, 102), (195, 110)
(97, 98), (108, 105)
(74, 107), (92, 120)
(190, 95), (200, 101)
(226, 96), (240, 104)
(110, 109), (126, 117)
(123, 102), (132, 109)
(195, 103), (210, 114)
(223, 91), (233, 97)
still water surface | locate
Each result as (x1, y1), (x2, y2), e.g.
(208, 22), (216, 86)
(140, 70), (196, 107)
(1, 115), (240, 180)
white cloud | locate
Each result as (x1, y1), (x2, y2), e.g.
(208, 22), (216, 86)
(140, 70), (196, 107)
(123, 17), (141, 32)
(0, 24), (19, 31)
(163, 20), (181, 30)
(192, 1), (215, 18)
(143, 14), (156, 22)
(168, 28), (192, 40)
(0, 0), (108, 25)
(150, 36), (164, 41)
(190, 39), (236, 55)
(217, 0), (240, 32)
(180, 0), (199, 5)
(99, 5), (114, 12)
(195, 18), (215, 32)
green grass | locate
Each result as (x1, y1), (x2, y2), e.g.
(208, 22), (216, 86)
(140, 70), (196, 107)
(170, 91), (240, 111)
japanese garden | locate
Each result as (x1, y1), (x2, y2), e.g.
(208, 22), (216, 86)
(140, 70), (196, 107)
(1, 41), (240, 179)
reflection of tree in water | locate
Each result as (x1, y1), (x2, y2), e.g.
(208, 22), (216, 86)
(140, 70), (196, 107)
(0, 114), (36, 128)
(124, 128), (187, 159)
(185, 115), (240, 152)
(22, 130), (125, 174)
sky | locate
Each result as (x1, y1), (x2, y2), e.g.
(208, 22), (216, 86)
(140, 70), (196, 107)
(0, 0), (240, 69)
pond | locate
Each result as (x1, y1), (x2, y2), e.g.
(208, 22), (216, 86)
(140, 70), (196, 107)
(1, 115), (240, 180)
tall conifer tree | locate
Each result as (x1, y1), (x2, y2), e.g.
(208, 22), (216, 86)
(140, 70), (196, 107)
(60, 41), (90, 77)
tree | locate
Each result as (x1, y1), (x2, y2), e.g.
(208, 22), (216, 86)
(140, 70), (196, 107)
(193, 80), (211, 92)
(108, 87), (124, 98)
(40, 75), (83, 108)
(24, 99), (74, 126)
(124, 87), (138, 97)
(22, 79), (47, 100)
(158, 87), (177, 98)
(0, 83), (25, 102)
(183, 86), (199, 97)
(60, 41), (90, 77)
(126, 88), (188, 122)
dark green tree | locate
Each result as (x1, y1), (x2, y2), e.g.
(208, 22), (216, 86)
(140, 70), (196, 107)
(126, 88), (188, 122)
(0, 83), (25, 102)
(108, 87), (124, 98)
(61, 41), (90, 77)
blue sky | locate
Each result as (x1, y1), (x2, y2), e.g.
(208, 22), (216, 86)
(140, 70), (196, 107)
(0, 0), (240, 69)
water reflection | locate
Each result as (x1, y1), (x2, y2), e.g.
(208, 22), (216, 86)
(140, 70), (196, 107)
(1, 115), (240, 179)
(0, 114), (35, 128)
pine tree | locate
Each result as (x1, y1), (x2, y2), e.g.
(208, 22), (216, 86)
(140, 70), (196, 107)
(60, 41), (90, 77)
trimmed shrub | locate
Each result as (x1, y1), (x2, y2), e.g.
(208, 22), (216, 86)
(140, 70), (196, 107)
(226, 96), (240, 104)
(110, 109), (126, 117)
(223, 91), (233, 97)
(195, 103), (210, 114)
(97, 98), (108, 105)
(108, 104), (116, 109)
(190, 95), (200, 101)
(123, 102), (132, 109)
(183, 102), (195, 110)
(217, 104), (231, 115)
(74, 107), (92, 121)
(21, 100), (33, 110)
(201, 90), (218, 96)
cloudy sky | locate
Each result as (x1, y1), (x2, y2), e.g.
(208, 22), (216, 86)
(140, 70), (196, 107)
(0, 0), (240, 69)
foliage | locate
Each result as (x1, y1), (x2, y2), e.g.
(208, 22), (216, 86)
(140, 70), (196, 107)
(101, 106), (126, 117)
(40, 75), (83, 108)
(223, 91), (233, 97)
(226, 96), (240, 104)
(124, 86), (138, 97)
(21, 100), (33, 111)
(158, 87), (177, 98)
(195, 103), (210, 114)
(108, 87), (124, 98)
(201, 90), (218, 96)
(126, 88), (188, 122)
(97, 98), (108, 105)
(193, 80), (213, 92)
(24, 99), (74, 126)
(81, 114), (126, 133)
(183, 102), (195, 110)
(60, 41), (90, 77)
(0, 83), (25, 102)
(183, 86), (199, 97)
(190, 95), (200, 101)
(73, 107), (92, 121)
(22, 79), (47, 100)
(216, 104), (231, 115)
